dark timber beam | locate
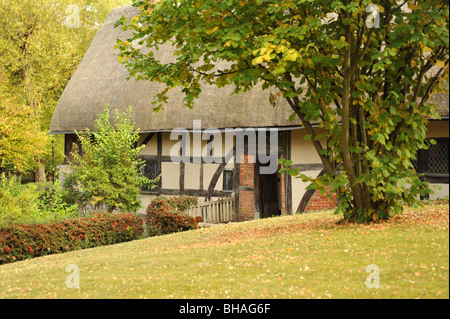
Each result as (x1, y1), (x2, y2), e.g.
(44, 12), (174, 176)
(297, 168), (327, 214)
(139, 132), (155, 148)
(156, 132), (162, 193)
(205, 145), (236, 201)
(141, 188), (232, 197)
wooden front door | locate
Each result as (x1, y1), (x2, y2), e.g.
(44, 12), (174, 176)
(259, 172), (280, 218)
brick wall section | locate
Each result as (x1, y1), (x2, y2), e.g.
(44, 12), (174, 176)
(305, 185), (338, 212)
(239, 155), (255, 188)
(238, 190), (256, 221)
(238, 154), (256, 221)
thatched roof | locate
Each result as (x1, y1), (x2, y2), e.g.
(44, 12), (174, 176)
(50, 5), (300, 133)
(50, 5), (448, 134)
(429, 82), (450, 119)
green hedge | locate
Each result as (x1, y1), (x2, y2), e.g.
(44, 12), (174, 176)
(146, 196), (198, 237)
(0, 212), (144, 265)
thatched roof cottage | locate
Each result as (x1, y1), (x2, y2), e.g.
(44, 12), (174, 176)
(50, 5), (449, 220)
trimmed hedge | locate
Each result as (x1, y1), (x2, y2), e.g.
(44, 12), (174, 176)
(146, 196), (198, 237)
(0, 212), (143, 265)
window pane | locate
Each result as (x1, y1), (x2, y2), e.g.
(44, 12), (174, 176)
(140, 160), (157, 191)
(223, 170), (234, 191)
(428, 140), (449, 174)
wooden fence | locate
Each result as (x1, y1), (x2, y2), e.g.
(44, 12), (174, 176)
(185, 196), (236, 224)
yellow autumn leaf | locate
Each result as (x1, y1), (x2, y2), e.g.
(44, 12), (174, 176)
(252, 56), (264, 65)
(436, 60), (445, 68)
(130, 16), (139, 25)
(263, 53), (272, 62)
(289, 51), (299, 61)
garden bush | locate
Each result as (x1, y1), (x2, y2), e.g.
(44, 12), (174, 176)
(0, 212), (144, 265)
(63, 106), (158, 213)
(166, 195), (198, 211)
(0, 174), (79, 226)
(0, 173), (39, 224)
(146, 196), (198, 237)
(31, 180), (79, 221)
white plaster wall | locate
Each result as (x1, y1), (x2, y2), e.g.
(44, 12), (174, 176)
(138, 134), (157, 155)
(185, 163), (201, 189)
(291, 129), (324, 164)
(430, 184), (449, 200)
(161, 162), (180, 189)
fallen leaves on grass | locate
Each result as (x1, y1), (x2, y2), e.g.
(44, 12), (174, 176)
(165, 205), (449, 251)
(0, 203), (447, 299)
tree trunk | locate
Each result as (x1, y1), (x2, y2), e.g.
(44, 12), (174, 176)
(341, 21), (365, 218)
(34, 158), (46, 183)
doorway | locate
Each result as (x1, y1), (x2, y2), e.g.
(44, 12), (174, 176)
(259, 171), (281, 218)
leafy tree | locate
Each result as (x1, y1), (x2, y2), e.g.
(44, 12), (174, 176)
(0, 0), (132, 181)
(63, 106), (158, 213)
(0, 88), (47, 173)
(0, 173), (40, 225)
(116, 0), (449, 222)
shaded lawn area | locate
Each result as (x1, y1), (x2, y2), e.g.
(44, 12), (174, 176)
(0, 203), (448, 299)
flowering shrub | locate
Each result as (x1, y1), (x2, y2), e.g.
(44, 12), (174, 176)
(0, 212), (143, 265)
(166, 195), (198, 211)
(146, 196), (198, 237)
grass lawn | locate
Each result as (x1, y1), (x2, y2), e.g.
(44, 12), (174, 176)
(0, 203), (448, 299)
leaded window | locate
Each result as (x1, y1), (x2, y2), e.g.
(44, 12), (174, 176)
(413, 138), (449, 176)
(428, 139), (449, 174)
(223, 170), (234, 191)
(140, 159), (158, 191)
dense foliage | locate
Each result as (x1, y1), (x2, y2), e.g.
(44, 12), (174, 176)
(0, 173), (39, 224)
(0, 212), (144, 265)
(146, 196), (198, 236)
(0, 90), (47, 173)
(0, 0), (132, 180)
(117, 0), (449, 222)
(0, 173), (77, 225)
(63, 106), (158, 213)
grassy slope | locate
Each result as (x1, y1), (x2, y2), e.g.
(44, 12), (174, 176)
(0, 204), (448, 299)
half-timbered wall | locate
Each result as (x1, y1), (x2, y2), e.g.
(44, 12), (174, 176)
(136, 131), (236, 216)
(290, 128), (329, 213)
(60, 119), (448, 218)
